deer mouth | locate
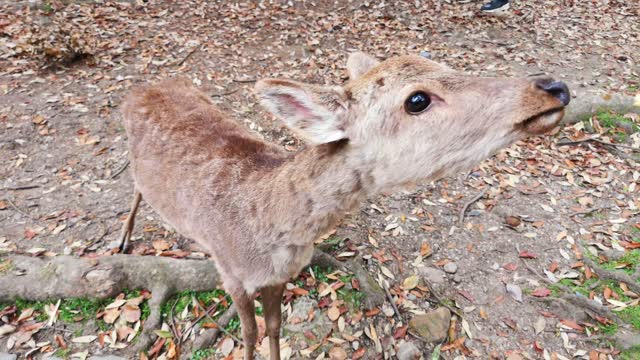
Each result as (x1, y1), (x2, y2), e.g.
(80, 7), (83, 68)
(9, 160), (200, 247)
(518, 107), (565, 134)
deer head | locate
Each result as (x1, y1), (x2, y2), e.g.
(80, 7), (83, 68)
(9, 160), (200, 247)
(255, 52), (569, 193)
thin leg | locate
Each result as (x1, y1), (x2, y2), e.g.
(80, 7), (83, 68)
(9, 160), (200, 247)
(118, 191), (142, 253)
(230, 288), (257, 360)
(260, 283), (285, 360)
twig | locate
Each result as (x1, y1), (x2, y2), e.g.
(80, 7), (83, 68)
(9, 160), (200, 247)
(194, 300), (241, 343)
(381, 281), (401, 319)
(5, 198), (32, 218)
(211, 88), (240, 98)
(177, 47), (199, 66)
(1, 185), (40, 191)
(192, 304), (238, 349)
(458, 188), (487, 226)
(233, 79), (257, 83)
(570, 206), (611, 218)
(557, 137), (640, 152)
(110, 159), (130, 180)
(168, 298), (181, 345)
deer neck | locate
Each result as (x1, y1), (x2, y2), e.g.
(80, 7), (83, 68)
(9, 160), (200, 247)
(260, 139), (372, 241)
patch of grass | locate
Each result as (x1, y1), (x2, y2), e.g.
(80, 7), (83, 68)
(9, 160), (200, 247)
(42, 1), (53, 14)
(620, 346), (640, 360)
(226, 317), (240, 332)
(601, 250), (640, 275)
(192, 348), (216, 360)
(337, 288), (364, 309)
(162, 289), (227, 318)
(58, 298), (109, 323)
(592, 110), (639, 142)
(309, 265), (333, 284)
(54, 348), (71, 358)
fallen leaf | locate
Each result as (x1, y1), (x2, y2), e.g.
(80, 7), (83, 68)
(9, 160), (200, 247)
(402, 275), (419, 290)
(531, 288), (552, 297)
(506, 284), (523, 302)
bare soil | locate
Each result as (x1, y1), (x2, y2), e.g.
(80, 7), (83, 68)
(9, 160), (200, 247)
(1, 1), (639, 359)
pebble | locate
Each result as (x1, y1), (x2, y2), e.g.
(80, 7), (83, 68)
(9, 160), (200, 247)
(419, 267), (446, 284)
(419, 50), (432, 59)
(409, 307), (451, 343)
(444, 262), (458, 274)
(396, 340), (421, 360)
(0, 353), (17, 360)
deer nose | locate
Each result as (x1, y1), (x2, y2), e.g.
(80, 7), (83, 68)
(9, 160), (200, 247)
(535, 79), (570, 106)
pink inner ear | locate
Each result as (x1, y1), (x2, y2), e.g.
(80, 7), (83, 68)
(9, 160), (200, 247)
(280, 94), (313, 119)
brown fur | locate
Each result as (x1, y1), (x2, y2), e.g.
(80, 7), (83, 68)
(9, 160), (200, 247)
(121, 53), (568, 359)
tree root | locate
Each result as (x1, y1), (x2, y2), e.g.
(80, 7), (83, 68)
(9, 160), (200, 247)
(0, 254), (220, 352)
(583, 257), (640, 294)
(310, 250), (385, 309)
(518, 255), (619, 322)
(564, 92), (639, 124)
(191, 305), (238, 351)
(0, 249), (385, 353)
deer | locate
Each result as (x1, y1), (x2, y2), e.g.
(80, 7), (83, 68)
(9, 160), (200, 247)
(118, 52), (570, 360)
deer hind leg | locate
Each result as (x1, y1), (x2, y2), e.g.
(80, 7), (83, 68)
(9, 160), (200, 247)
(118, 190), (142, 253)
(229, 287), (257, 360)
(260, 283), (285, 360)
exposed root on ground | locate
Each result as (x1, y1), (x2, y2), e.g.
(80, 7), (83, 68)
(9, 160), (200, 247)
(583, 257), (640, 294)
(310, 250), (386, 309)
(0, 248), (384, 352)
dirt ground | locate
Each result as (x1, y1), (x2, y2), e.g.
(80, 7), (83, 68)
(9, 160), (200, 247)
(1, 1), (639, 359)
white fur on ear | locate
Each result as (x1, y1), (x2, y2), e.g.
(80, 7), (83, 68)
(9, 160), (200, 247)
(255, 79), (347, 144)
(346, 52), (380, 80)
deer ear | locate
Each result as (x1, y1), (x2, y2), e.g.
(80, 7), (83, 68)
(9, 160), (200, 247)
(346, 52), (379, 80)
(255, 79), (348, 144)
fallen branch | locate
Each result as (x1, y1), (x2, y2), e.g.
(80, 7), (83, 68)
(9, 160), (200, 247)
(458, 188), (487, 226)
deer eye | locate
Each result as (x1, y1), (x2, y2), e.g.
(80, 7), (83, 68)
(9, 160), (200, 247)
(404, 91), (431, 114)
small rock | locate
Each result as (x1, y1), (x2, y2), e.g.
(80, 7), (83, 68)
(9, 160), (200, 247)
(453, 274), (462, 283)
(505, 215), (521, 227)
(419, 267), (446, 284)
(419, 50), (432, 59)
(88, 357), (127, 360)
(396, 340), (421, 360)
(443, 262), (458, 274)
(0, 353), (17, 360)
(409, 307), (451, 343)
(352, 341), (360, 350)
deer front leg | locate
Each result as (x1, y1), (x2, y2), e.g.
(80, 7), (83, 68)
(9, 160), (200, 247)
(118, 190), (142, 253)
(260, 283), (285, 360)
(230, 287), (258, 360)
